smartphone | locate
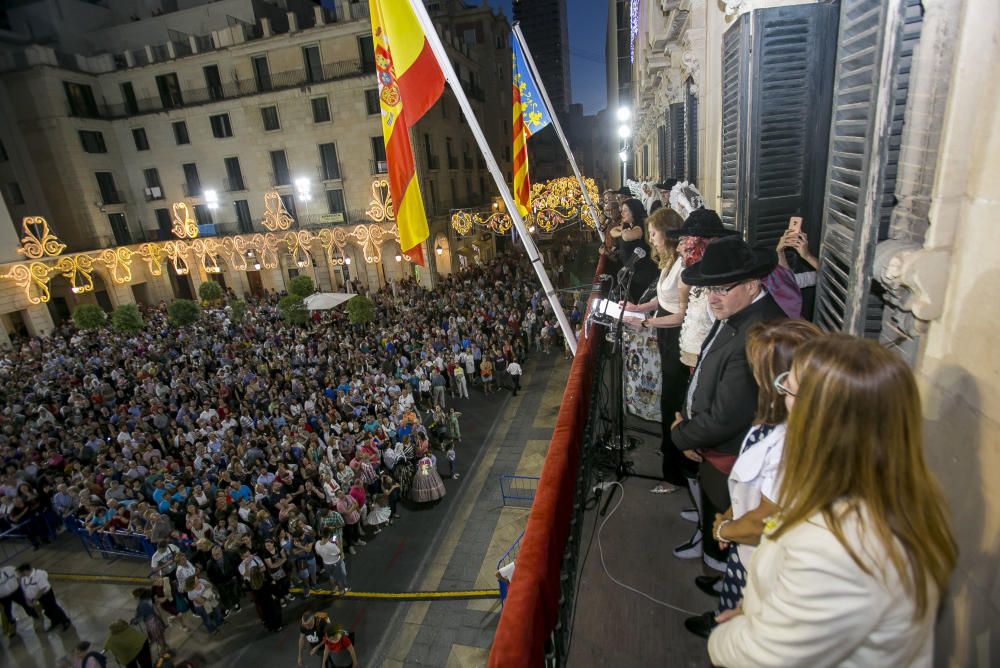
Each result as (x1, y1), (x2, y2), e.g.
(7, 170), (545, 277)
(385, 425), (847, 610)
(788, 217), (803, 234)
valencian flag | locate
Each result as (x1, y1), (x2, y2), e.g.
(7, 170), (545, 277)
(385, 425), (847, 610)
(369, 0), (444, 264)
(512, 37), (552, 217)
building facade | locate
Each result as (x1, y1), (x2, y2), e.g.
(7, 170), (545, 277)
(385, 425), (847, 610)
(512, 0), (571, 114)
(623, 0), (1000, 664)
(0, 0), (512, 340)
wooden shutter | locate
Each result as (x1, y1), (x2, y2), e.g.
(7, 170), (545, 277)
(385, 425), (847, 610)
(685, 80), (698, 186)
(743, 3), (839, 250)
(814, 0), (922, 335)
(657, 125), (668, 182)
(719, 13), (750, 230)
(670, 102), (686, 181)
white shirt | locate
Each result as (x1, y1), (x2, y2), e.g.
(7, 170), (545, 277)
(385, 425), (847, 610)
(0, 565), (19, 597)
(506, 362), (522, 376)
(19, 568), (51, 602)
(314, 539), (342, 566)
(728, 424), (786, 564)
(656, 257), (684, 313)
(708, 506), (937, 668)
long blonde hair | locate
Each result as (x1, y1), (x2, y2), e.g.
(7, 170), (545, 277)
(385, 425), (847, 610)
(745, 319), (822, 425)
(646, 207), (683, 269)
(775, 335), (956, 618)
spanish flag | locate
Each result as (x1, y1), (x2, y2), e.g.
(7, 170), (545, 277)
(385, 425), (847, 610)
(369, 0), (444, 265)
(512, 36), (552, 218)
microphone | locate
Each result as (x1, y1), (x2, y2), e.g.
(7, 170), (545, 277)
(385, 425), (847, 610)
(618, 247), (647, 275)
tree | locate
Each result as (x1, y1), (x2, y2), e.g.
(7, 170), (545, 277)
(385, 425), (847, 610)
(111, 303), (144, 334)
(71, 303), (105, 330)
(288, 275), (315, 299)
(346, 295), (375, 326)
(198, 280), (224, 303)
(230, 299), (247, 324)
(278, 295), (308, 325)
(168, 299), (201, 327)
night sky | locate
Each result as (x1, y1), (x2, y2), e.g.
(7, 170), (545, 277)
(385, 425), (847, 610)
(484, 0), (609, 115)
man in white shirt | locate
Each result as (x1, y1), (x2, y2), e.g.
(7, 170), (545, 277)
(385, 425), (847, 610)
(16, 563), (70, 631)
(506, 360), (523, 396)
(314, 531), (348, 596)
(1, 563), (39, 635)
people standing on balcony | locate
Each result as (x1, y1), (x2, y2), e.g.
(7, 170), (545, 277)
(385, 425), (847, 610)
(670, 237), (784, 573)
(682, 319), (821, 638)
(708, 335), (957, 667)
(622, 207), (688, 493)
(614, 199), (659, 303)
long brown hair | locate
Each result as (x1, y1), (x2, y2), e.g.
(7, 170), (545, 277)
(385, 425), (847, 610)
(775, 335), (957, 618)
(646, 207), (683, 269)
(745, 319), (822, 425)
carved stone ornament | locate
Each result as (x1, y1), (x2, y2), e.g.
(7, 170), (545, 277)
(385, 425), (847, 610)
(721, 0), (747, 17)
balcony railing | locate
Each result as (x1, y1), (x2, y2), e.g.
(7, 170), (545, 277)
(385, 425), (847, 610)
(370, 159), (388, 175)
(100, 190), (126, 205)
(143, 186), (165, 202)
(447, 155), (458, 170)
(270, 172), (292, 188)
(463, 156), (473, 170)
(349, 2), (370, 20)
(318, 165), (342, 182)
(426, 154), (441, 170)
(69, 59), (368, 120)
(224, 177), (247, 192)
(181, 183), (202, 198)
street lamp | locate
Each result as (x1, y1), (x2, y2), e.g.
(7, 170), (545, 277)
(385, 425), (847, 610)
(616, 106), (631, 122)
(618, 124), (632, 139)
(619, 150), (629, 186)
(294, 178), (312, 202)
(204, 189), (219, 210)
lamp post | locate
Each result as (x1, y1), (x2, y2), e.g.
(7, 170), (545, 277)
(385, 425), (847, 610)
(294, 177), (322, 289)
(616, 106), (631, 187)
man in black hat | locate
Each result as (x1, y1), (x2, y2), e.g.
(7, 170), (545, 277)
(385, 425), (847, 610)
(669, 236), (785, 578)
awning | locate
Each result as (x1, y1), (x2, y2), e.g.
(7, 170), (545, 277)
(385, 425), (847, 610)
(303, 292), (356, 311)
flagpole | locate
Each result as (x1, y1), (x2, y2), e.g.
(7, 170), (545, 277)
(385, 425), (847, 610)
(405, 0), (578, 356)
(512, 23), (605, 244)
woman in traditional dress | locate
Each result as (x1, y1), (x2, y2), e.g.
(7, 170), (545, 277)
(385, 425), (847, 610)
(409, 455), (446, 503)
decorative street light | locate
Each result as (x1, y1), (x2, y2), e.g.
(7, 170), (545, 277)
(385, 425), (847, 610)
(616, 106), (631, 122)
(204, 189), (219, 210)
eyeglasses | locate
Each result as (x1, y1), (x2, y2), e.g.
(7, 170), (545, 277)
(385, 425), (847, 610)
(706, 282), (744, 296)
(773, 371), (796, 397)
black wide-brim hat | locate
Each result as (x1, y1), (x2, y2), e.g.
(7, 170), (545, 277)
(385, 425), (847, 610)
(681, 236), (778, 287)
(615, 186), (632, 196)
(654, 179), (677, 191)
(666, 207), (737, 239)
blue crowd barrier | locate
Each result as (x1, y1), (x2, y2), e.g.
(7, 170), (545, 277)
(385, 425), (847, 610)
(499, 474), (539, 507)
(496, 529), (524, 606)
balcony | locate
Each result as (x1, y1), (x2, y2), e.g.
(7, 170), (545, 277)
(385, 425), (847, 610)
(181, 183), (202, 198)
(447, 155), (458, 170)
(71, 59), (369, 120)
(224, 177), (247, 192)
(370, 159), (388, 175)
(318, 165), (342, 182)
(100, 190), (126, 205)
(463, 156), (473, 170)
(269, 172), (292, 188)
(426, 154), (441, 170)
(349, 3), (370, 20)
(143, 186), (165, 202)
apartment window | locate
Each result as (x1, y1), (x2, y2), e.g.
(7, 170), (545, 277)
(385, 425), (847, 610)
(423, 134), (438, 169)
(203, 64), (223, 101)
(428, 180), (438, 214)
(193, 204), (213, 228)
(302, 45), (323, 83)
(365, 89), (380, 115)
(311, 97), (331, 123)
(132, 127), (149, 151)
(319, 143), (340, 181)
(108, 213), (132, 246)
(224, 157), (245, 191)
(210, 113), (233, 138)
(234, 200), (253, 234)
(79, 130), (107, 154)
(280, 194), (297, 221)
(446, 137), (456, 169)
(326, 189), (346, 216)
(359, 36), (375, 73)
(120, 82), (139, 115)
(95, 172), (122, 204)
(182, 163), (201, 196)
(370, 137), (387, 174)
(270, 150), (290, 185)
(154, 208), (172, 239)
(143, 168), (163, 200)
(63, 81), (98, 117)
(172, 121), (190, 145)
(260, 106), (280, 131)
(155, 73), (183, 109)
(2, 183), (25, 207)
(252, 55), (272, 91)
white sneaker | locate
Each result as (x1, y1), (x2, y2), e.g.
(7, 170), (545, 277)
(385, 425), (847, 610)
(703, 554), (728, 572)
(673, 530), (703, 559)
(356, 539), (367, 546)
(680, 509), (699, 523)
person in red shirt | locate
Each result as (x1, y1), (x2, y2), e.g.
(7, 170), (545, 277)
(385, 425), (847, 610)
(322, 624), (358, 668)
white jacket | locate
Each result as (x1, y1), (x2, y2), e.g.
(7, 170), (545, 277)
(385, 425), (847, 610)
(708, 508), (936, 668)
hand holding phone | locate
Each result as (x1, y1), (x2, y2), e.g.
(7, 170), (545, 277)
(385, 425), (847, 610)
(788, 216), (803, 234)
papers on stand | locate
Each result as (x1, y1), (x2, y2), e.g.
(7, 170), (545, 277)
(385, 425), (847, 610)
(591, 298), (647, 321)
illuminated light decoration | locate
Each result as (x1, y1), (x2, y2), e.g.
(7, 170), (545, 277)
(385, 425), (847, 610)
(365, 179), (395, 223)
(251, 233), (280, 269)
(98, 247), (134, 284)
(0, 262), (53, 304)
(17, 217), (66, 259)
(54, 253), (95, 294)
(261, 191), (294, 232)
(349, 223), (397, 264)
(529, 176), (601, 231)
(163, 241), (191, 276)
(630, 0), (640, 64)
(138, 242), (166, 276)
(451, 210), (474, 236)
(171, 202), (199, 239)
(222, 237), (249, 272)
(284, 230), (314, 269)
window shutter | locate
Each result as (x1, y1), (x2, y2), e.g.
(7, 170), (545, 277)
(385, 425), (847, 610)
(670, 102), (686, 182)
(685, 80), (698, 185)
(719, 13), (750, 230)
(814, 0), (922, 336)
(743, 3), (839, 250)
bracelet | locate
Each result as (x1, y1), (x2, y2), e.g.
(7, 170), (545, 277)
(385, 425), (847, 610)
(714, 519), (732, 543)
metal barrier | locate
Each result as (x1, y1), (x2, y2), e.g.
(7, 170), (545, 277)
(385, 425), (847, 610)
(0, 514), (62, 564)
(496, 530), (525, 605)
(67, 518), (158, 561)
(499, 475), (540, 507)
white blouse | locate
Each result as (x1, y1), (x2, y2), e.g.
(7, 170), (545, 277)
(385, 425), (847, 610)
(679, 287), (715, 366)
(728, 423), (786, 565)
(656, 257), (684, 313)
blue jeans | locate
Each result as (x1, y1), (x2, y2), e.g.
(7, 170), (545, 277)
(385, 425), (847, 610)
(194, 604), (222, 632)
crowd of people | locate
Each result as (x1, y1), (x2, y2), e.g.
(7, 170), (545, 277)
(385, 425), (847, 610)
(0, 253), (572, 666)
(602, 181), (957, 666)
